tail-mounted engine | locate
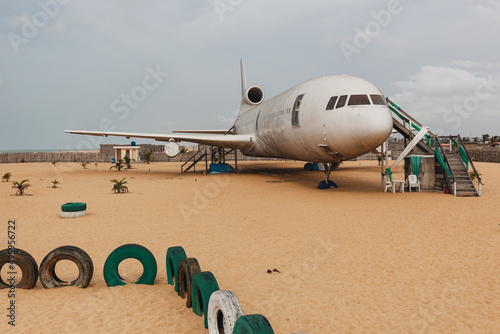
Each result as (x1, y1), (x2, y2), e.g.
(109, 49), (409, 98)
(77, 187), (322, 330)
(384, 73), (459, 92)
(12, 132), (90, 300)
(243, 85), (265, 105)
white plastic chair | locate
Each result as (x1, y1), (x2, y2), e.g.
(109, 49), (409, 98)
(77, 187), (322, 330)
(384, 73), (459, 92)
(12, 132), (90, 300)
(406, 174), (420, 192)
(384, 176), (393, 193)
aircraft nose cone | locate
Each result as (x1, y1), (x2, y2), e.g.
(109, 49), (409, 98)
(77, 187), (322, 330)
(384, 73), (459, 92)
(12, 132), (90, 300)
(354, 107), (393, 150)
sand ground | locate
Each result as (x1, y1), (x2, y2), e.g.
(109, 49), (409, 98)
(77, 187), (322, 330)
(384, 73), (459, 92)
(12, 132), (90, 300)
(0, 160), (498, 333)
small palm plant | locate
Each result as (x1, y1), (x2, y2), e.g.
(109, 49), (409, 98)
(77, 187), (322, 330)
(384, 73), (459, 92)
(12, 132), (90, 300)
(143, 151), (153, 164)
(123, 155), (132, 169)
(111, 177), (128, 193)
(52, 160), (58, 166)
(52, 180), (59, 188)
(12, 179), (30, 196)
(109, 159), (127, 171)
(81, 162), (88, 169)
(469, 170), (481, 182)
(2, 172), (12, 182)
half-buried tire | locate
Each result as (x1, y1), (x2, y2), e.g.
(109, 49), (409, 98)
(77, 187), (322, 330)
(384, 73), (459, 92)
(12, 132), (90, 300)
(39, 245), (93, 288)
(103, 244), (157, 287)
(191, 271), (220, 329)
(0, 248), (38, 289)
(176, 257), (201, 307)
(166, 246), (187, 291)
(233, 314), (275, 334)
(207, 290), (243, 334)
(61, 202), (87, 218)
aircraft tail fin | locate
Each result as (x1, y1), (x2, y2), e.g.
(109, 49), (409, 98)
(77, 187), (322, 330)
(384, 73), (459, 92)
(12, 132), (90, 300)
(238, 59), (265, 115)
(240, 58), (248, 96)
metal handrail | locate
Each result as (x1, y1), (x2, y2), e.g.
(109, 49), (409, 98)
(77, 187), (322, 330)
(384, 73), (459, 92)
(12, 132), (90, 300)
(456, 135), (482, 195)
(181, 146), (207, 172)
(387, 98), (434, 146)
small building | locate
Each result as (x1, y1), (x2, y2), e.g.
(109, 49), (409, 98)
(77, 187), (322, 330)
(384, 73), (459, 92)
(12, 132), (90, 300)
(113, 145), (141, 162)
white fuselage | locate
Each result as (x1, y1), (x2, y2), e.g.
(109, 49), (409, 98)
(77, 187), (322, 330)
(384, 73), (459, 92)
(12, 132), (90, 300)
(234, 75), (393, 163)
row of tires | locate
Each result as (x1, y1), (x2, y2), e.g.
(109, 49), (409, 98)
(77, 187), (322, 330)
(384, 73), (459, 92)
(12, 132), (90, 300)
(0, 244), (275, 333)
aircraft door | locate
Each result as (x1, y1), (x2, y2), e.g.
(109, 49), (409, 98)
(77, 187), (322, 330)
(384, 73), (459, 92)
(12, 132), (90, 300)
(291, 94), (304, 128)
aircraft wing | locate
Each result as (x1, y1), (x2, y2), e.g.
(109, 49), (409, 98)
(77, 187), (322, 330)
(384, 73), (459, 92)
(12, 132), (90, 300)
(64, 130), (254, 150)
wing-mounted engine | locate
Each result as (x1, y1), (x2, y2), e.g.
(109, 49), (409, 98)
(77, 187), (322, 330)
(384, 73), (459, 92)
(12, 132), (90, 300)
(243, 85), (265, 105)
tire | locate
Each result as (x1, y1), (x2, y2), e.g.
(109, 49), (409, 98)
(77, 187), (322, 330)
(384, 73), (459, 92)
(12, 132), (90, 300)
(0, 248), (38, 289)
(191, 271), (220, 329)
(166, 246), (187, 291)
(39, 245), (93, 288)
(61, 202), (87, 212)
(207, 290), (243, 334)
(176, 258), (201, 307)
(233, 314), (275, 334)
(103, 244), (157, 287)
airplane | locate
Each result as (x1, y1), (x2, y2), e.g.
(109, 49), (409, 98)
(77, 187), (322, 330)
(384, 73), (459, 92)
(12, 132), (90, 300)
(66, 59), (393, 188)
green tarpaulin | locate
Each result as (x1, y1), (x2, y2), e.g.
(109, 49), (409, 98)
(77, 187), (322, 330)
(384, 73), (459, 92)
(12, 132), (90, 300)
(410, 156), (422, 180)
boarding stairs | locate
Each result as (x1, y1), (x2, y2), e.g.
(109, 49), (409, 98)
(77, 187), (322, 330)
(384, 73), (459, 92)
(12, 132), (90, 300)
(387, 99), (434, 155)
(181, 146), (208, 172)
(181, 146), (239, 172)
(435, 136), (481, 197)
(386, 99), (481, 197)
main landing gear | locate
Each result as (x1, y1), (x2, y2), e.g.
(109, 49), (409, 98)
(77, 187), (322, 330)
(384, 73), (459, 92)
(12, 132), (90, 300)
(317, 162), (339, 189)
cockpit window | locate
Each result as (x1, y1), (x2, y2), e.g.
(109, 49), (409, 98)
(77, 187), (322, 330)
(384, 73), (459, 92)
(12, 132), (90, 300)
(336, 95), (347, 108)
(370, 94), (386, 105)
(326, 96), (338, 110)
(348, 95), (371, 106)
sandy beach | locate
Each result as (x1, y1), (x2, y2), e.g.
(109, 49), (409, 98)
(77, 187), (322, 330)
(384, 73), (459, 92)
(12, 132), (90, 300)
(0, 160), (498, 333)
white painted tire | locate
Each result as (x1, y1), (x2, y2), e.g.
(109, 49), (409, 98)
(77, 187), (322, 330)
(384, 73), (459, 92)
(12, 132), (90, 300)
(207, 290), (243, 334)
(61, 210), (87, 218)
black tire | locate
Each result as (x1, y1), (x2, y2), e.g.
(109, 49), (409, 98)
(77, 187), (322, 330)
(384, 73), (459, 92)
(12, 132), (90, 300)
(103, 244), (157, 287)
(191, 271), (220, 329)
(61, 202), (87, 212)
(233, 314), (275, 333)
(176, 257), (201, 308)
(0, 248), (38, 289)
(166, 246), (187, 291)
(39, 245), (93, 288)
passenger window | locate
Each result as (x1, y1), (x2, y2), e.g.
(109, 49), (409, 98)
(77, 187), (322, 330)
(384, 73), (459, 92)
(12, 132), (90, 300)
(370, 95), (386, 105)
(348, 95), (371, 105)
(326, 96), (338, 110)
(336, 95), (347, 108)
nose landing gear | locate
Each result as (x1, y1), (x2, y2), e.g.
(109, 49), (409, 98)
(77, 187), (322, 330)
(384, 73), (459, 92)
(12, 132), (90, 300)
(317, 162), (339, 189)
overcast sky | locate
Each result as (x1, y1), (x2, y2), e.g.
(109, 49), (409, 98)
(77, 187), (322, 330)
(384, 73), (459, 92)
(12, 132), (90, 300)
(1, 0), (499, 151)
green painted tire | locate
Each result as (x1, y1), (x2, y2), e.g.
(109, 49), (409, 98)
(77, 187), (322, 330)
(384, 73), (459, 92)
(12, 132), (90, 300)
(61, 202), (87, 212)
(166, 246), (187, 291)
(191, 271), (220, 329)
(39, 245), (93, 289)
(176, 258), (201, 307)
(103, 244), (157, 287)
(233, 314), (275, 334)
(0, 248), (38, 289)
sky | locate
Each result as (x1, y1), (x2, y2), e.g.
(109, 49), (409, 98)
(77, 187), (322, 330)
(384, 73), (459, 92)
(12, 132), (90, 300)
(0, 0), (499, 151)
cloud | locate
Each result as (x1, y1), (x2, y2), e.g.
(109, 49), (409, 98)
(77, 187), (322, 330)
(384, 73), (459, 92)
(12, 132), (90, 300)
(391, 61), (500, 135)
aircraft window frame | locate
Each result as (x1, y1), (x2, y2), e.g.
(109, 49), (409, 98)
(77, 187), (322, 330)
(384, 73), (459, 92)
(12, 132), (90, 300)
(370, 94), (386, 105)
(336, 95), (347, 108)
(348, 95), (371, 106)
(326, 96), (338, 110)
